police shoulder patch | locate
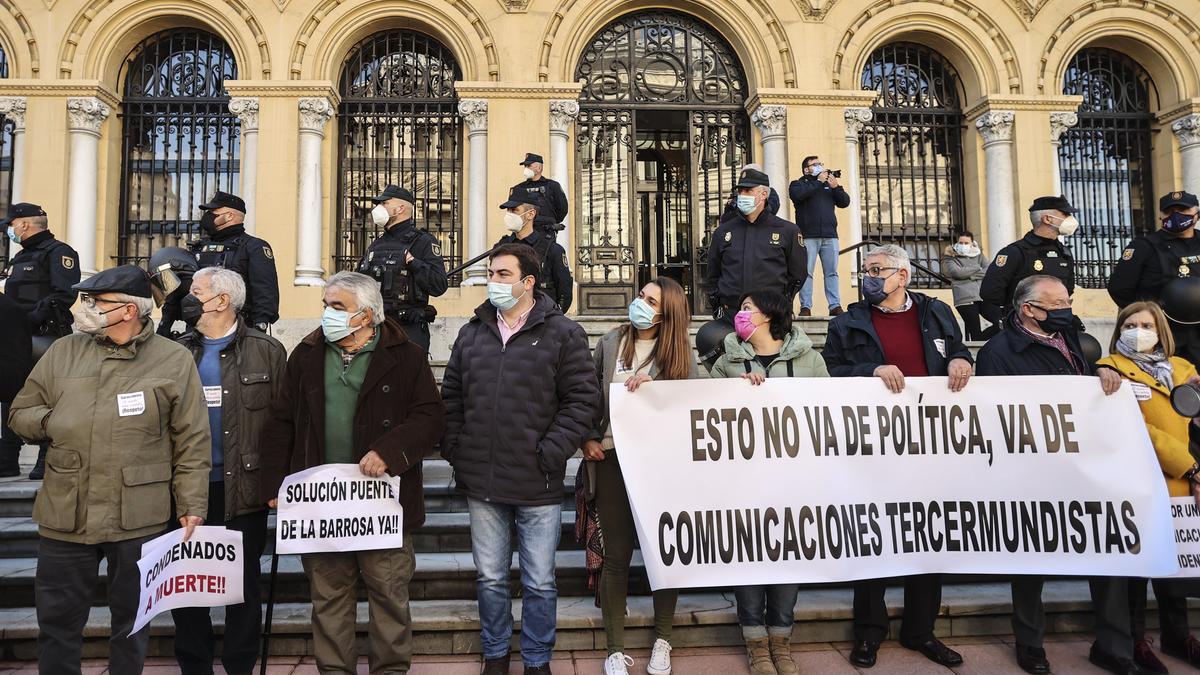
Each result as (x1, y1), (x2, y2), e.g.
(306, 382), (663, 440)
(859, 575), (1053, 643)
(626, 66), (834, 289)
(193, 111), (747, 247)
(1122, 248), (1135, 261)
(995, 254), (1008, 267)
(261, 246), (273, 260)
(430, 241), (442, 256)
(724, 231), (732, 242)
(61, 256), (74, 269)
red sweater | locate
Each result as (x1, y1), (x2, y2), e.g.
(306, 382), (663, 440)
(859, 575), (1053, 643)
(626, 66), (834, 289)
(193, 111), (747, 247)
(870, 306), (929, 376)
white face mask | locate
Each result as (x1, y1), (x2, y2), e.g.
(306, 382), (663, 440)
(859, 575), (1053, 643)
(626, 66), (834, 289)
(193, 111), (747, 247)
(370, 204), (390, 228)
(503, 211), (524, 233)
(522, 167), (535, 180)
(809, 164), (824, 176)
(73, 302), (125, 336)
(1119, 327), (1159, 354)
(953, 243), (976, 256)
(1053, 215), (1079, 237)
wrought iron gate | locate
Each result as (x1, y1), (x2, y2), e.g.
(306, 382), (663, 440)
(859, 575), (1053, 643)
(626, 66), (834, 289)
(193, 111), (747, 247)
(335, 30), (462, 282)
(1058, 48), (1156, 288)
(0, 46), (13, 270)
(858, 42), (965, 288)
(117, 29), (240, 267)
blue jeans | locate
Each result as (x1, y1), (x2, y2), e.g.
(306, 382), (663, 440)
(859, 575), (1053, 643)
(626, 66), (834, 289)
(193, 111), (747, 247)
(468, 498), (562, 666)
(735, 584), (800, 639)
(800, 237), (841, 309)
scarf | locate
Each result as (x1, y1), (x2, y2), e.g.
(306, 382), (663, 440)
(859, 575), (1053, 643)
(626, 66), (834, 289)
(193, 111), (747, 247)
(1115, 339), (1174, 391)
(1011, 315), (1085, 375)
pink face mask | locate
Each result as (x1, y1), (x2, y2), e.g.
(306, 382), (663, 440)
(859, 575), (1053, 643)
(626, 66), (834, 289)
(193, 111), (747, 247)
(734, 310), (759, 341)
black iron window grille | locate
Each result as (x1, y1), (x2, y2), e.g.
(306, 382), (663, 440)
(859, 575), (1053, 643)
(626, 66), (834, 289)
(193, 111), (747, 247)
(335, 30), (462, 283)
(1058, 47), (1157, 288)
(117, 29), (240, 268)
(0, 45), (13, 271)
(858, 42), (966, 288)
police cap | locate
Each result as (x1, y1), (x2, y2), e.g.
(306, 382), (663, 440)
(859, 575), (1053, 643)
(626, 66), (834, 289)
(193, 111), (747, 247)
(519, 153), (544, 166)
(499, 189), (543, 210)
(198, 191), (247, 213)
(1160, 191), (1199, 211)
(1028, 195), (1078, 215)
(734, 168), (770, 190)
(371, 185), (415, 204)
(0, 202), (47, 227)
(72, 264), (153, 298)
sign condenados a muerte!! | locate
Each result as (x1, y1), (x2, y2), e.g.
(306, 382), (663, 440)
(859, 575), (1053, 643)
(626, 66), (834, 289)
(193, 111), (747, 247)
(609, 376), (1179, 590)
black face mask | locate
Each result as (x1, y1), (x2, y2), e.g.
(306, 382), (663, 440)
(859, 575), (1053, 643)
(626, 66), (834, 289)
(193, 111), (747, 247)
(1031, 305), (1075, 334)
(199, 211), (219, 236)
(180, 293), (214, 322)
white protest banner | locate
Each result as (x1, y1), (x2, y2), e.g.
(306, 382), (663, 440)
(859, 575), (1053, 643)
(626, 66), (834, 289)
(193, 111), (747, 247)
(1168, 497), (1200, 577)
(132, 526), (244, 634)
(275, 463), (404, 554)
(609, 376), (1177, 590)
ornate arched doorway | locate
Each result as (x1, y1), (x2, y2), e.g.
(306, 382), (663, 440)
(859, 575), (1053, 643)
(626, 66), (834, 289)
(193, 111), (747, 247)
(574, 11), (750, 314)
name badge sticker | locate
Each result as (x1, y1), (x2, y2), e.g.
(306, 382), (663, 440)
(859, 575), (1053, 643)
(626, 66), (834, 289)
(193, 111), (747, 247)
(117, 391), (146, 417)
(203, 386), (223, 408)
(1130, 382), (1153, 401)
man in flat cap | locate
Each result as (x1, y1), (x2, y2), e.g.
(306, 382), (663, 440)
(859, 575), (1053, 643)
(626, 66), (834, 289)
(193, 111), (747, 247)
(980, 195), (1079, 323)
(495, 189), (573, 312)
(704, 167), (808, 322)
(7, 264), (211, 675)
(1, 201), (80, 478)
(190, 190), (279, 332)
(511, 152), (569, 235)
(357, 185), (448, 352)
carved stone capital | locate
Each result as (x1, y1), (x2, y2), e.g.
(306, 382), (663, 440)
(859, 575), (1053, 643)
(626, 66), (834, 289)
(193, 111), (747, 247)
(66, 97), (110, 134)
(458, 99), (489, 133)
(297, 98), (335, 134)
(844, 107), (873, 138)
(1049, 111), (1079, 144)
(0, 97), (27, 131)
(975, 110), (1015, 144)
(751, 105), (787, 138)
(228, 97), (260, 132)
(1173, 114), (1200, 147)
(548, 99), (580, 133)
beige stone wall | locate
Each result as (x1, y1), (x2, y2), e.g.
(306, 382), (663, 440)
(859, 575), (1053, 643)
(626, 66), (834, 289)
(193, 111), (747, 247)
(2, 0), (1198, 320)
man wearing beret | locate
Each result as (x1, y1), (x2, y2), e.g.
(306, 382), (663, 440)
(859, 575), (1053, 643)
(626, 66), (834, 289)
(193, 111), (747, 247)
(511, 152), (569, 235)
(980, 195), (1078, 322)
(495, 189), (574, 312)
(191, 191), (280, 332)
(7, 264), (211, 675)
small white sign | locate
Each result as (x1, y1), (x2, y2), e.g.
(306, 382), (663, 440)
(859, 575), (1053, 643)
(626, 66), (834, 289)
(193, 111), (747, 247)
(117, 391), (146, 417)
(202, 386), (223, 408)
(1167, 497), (1200, 578)
(132, 526), (244, 634)
(1130, 383), (1153, 401)
(275, 464), (404, 555)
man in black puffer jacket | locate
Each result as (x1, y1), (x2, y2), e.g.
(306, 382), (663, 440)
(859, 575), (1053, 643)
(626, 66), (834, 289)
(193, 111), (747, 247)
(441, 242), (598, 675)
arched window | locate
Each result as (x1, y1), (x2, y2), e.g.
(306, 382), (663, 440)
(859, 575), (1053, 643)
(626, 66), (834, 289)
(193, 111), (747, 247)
(336, 30), (462, 281)
(1059, 47), (1156, 288)
(859, 42), (966, 287)
(117, 29), (240, 267)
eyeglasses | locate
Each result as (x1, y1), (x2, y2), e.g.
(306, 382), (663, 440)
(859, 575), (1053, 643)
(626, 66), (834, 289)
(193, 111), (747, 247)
(1026, 300), (1073, 311)
(80, 295), (125, 310)
(858, 266), (899, 279)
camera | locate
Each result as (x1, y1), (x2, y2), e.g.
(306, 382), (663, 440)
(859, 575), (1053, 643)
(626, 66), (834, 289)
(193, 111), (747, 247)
(827, 169), (842, 178)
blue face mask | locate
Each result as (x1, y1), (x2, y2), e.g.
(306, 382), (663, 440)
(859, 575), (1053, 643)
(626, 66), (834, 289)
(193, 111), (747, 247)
(736, 195), (757, 215)
(1164, 211), (1196, 234)
(488, 279), (529, 311)
(6, 226), (18, 244)
(322, 306), (364, 342)
(628, 298), (659, 330)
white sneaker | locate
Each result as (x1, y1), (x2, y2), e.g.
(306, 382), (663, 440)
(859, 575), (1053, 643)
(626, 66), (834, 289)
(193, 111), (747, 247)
(647, 638), (672, 675)
(604, 652), (634, 675)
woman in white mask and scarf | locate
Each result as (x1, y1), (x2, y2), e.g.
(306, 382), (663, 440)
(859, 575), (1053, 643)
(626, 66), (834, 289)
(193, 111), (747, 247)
(942, 231), (995, 341)
(1097, 300), (1200, 673)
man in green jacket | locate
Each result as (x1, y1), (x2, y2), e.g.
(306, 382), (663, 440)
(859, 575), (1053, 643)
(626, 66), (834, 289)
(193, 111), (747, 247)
(8, 264), (211, 675)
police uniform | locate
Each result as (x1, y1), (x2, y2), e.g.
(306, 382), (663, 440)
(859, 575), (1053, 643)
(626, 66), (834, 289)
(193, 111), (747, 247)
(357, 185), (448, 352)
(979, 195), (1077, 319)
(510, 152), (569, 233)
(703, 169), (808, 319)
(495, 190), (574, 312)
(2, 203), (80, 338)
(190, 191), (279, 330)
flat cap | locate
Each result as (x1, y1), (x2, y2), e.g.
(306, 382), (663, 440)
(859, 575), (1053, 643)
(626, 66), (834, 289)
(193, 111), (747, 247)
(0, 202), (47, 227)
(499, 189), (544, 210)
(734, 168), (770, 189)
(1160, 190), (1199, 211)
(519, 153), (544, 166)
(1028, 195), (1078, 214)
(72, 264), (153, 298)
(371, 185), (415, 204)
(198, 191), (247, 213)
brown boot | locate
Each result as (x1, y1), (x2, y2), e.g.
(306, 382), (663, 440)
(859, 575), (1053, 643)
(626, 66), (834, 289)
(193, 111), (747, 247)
(746, 637), (778, 675)
(769, 635), (799, 675)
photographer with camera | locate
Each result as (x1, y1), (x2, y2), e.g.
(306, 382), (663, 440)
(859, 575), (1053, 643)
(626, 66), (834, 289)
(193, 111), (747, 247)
(789, 156), (849, 316)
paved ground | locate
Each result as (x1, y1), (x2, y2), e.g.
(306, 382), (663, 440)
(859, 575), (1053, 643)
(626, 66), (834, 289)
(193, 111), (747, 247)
(0, 634), (1194, 674)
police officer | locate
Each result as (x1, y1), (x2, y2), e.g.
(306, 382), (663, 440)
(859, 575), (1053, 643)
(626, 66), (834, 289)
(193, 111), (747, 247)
(357, 184), (448, 352)
(979, 195), (1078, 320)
(496, 190), (573, 312)
(1108, 190), (1200, 364)
(511, 153), (569, 234)
(149, 246), (199, 338)
(190, 191), (279, 331)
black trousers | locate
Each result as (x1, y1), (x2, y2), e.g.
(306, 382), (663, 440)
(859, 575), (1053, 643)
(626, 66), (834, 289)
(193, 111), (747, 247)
(955, 301), (1000, 342)
(36, 534), (155, 675)
(1012, 576), (1133, 658)
(0, 398), (22, 471)
(1130, 576), (1200, 643)
(396, 321), (430, 353)
(853, 574), (942, 644)
(172, 483), (270, 675)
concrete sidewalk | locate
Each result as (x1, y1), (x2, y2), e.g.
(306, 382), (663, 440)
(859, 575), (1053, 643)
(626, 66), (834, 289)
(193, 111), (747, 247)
(0, 634), (1189, 674)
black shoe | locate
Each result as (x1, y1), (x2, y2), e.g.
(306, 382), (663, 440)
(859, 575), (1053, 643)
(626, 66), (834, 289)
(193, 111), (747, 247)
(523, 664), (552, 675)
(481, 653), (510, 675)
(849, 639), (879, 668)
(1133, 639), (1167, 674)
(28, 459), (44, 480)
(902, 638), (963, 667)
(1015, 644), (1051, 674)
(1162, 634), (1200, 667)
(1089, 643), (1146, 674)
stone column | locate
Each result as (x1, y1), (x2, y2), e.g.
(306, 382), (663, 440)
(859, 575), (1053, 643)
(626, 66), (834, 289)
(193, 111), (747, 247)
(548, 99), (579, 249)
(1173, 114), (1200, 195)
(0, 97), (27, 262)
(1049, 111), (1079, 194)
(66, 97), (110, 276)
(294, 98), (334, 287)
(843, 108), (873, 246)
(229, 97), (260, 233)
(458, 99), (489, 285)
(751, 105), (789, 221)
(975, 110), (1017, 252)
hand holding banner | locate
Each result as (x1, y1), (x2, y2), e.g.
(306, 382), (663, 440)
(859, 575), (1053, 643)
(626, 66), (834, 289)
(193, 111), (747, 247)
(132, 526), (244, 634)
(275, 464), (404, 555)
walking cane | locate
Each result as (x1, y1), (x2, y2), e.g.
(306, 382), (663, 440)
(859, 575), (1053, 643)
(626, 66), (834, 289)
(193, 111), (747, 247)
(258, 549), (279, 675)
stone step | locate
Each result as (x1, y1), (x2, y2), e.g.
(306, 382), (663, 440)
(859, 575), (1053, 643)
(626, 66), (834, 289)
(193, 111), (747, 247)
(0, 580), (1186, 661)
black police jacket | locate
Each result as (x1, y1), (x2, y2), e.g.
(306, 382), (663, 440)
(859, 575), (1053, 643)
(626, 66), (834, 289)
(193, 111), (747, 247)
(0, 290), (31, 403)
(822, 292), (972, 378)
(358, 219), (448, 321)
(4, 229), (80, 336)
(511, 177), (569, 228)
(976, 318), (1094, 377)
(704, 210), (807, 312)
(191, 225), (279, 327)
(979, 231), (1074, 315)
(1108, 229), (1200, 307)
(497, 229), (574, 312)
(788, 175), (850, 239)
